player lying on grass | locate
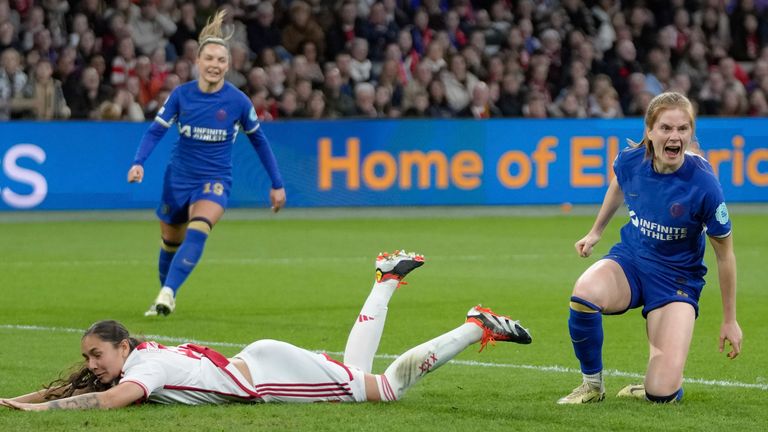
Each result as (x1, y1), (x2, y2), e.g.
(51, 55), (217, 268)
(1, 250), (531, 410)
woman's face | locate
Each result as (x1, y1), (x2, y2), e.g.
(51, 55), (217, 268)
(197, 43), (229, 88)
(81, 335), (130, 384)
(647, 108), (692, 172)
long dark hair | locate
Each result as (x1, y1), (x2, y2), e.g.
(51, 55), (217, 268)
(43, 320), (142, 400)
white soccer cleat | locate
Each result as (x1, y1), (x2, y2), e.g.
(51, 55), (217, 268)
(557, 382), (606, 404)
(144, 287), (175, 317)
(375, 250), (425, 283)
(616, 383), (646, 400)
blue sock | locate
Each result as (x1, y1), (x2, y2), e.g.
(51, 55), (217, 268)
(164, 218), (211, 295)
(568, 296), (604, 375)
(158, 239), (181, 286)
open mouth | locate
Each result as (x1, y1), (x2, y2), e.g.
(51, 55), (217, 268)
(664, 144), (681, 158)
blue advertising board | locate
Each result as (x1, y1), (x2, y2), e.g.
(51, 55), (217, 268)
(0, 119), (766, 210)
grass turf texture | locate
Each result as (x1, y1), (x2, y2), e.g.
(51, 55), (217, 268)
(1, 209), (766, 431)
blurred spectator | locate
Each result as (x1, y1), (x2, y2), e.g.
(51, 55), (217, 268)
(442, 53), (477, 112)
(376, 57), (404, 106)
(373, 83), (394, 116)
(67, 65), (112, 119)
(550, 90), (588, 118)
(625, 90), (654, 117)
(101, 87), (144, 121)
(349, 37), (372, 82)
(402, 89), (430, 117)
(352, 81), (378, 117)
(444, 9), (467, 52)
(171, 2), (199, 56)
(266, 62), (287, 98)
(497, 72), (525, 117)
(111, 36), (137, 87)
(365, 1), (399, 64)
(13, 59), (70, 119)
(226, 41), (249, 89)
(0, 47), (27, 95)
(323, 65), (355, 116)
(246, 1), (283, 61)
(693, 2), (730, 49)
(402, 61), (433, 110)
(589, 86), (622, 118)
(19, 5), (45, 53)
(605, 38), (643, 97)
(305, 89), (330, 119)
(410, 7), (434, 56)
(747, 88), (768, 116)
(282, 0), (325, 59)
(698, 69), (726, 115)
(396, 29), (419, 78)
(523, 91), (549, 118)
(426, 78), (453, 118)
(277, 88), (301, 119)
(325, 1), (361, 62)
(457, 81), (501, 118)
(130, 0), (176, 57)
(421, 40), (447, 74)
(645, 60), (672, 96)
(135, 55), (162, 106)
(720, 83), (748, 116)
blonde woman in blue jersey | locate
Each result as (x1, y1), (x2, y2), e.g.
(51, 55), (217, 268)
(557, 92), (742, 404)
(127, 11), (286, 317)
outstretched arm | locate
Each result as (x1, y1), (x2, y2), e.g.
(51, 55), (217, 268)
(246, 127), (286, 212)
(127, 121), (170, 183)
(709, 234), (742, 359)
(1, 382), (145, 411)
(575, 177), (624, 257)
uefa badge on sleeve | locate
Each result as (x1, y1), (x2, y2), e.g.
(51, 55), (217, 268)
(715, 202), (729, 225)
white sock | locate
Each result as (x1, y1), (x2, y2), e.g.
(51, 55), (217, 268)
(583, 371), (604, 391)
(343, 280), (399, 373)
(378, 323), (482, 401)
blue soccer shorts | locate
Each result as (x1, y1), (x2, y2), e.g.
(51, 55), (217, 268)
(156, 170), (231, 225)
(602, 244), (704, 318)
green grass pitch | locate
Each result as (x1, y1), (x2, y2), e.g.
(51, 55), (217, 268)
(1, 207), (766, 431)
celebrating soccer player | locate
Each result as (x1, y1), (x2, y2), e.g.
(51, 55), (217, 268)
(126, 10), (286, 317)
(558, 92), (742, 404)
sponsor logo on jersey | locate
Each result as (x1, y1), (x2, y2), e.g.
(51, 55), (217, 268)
(715, 202), (729, 225)
(178, 124), (228, 142)
(629, 210), (688, 241)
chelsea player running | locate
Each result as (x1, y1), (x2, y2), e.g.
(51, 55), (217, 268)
(558, 92), (742, 404)
(127, 10), (286, 317)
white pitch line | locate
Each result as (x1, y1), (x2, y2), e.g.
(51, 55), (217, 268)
(2, 324), (765, 391)
(0, 253), (563, 268)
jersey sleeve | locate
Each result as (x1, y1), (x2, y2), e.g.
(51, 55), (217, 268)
(239, 93), (260, 134)
(119, 351), (169, 400)
(701, 175), (732, 238)
(154, 87), (181, 127)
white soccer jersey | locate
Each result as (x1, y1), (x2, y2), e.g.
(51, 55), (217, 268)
(119, 340), (367, 405)
(120, 342), (261, 405)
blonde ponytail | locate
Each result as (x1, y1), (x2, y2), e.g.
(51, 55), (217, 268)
(197, 10), (233, 56)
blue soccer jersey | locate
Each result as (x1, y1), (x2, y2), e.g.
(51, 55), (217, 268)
(612, 146), (731, 278)
(148, 81), (260, 180)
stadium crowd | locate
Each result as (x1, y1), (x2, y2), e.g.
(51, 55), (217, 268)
(1, 0), (767, 121)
